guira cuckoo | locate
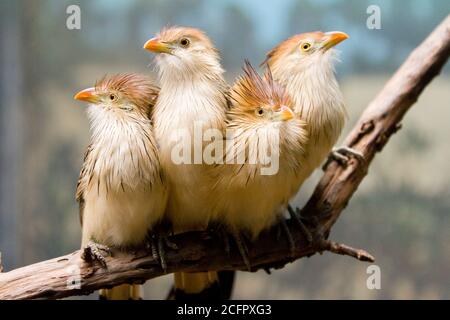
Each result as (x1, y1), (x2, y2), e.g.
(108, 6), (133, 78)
(264, 31), (363, 225)
(74, 74), (167, 300)
(214, 62), (308, 267)
(144, 26), (229, 299)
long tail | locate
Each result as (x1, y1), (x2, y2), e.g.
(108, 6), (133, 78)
(168, 271), (235, 300)
(168, 272), (220, 300)
(99, 284), (142, 300)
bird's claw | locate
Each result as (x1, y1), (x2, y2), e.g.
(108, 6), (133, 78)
(82, 240), (111, 268)
(148, 231), (178, 273)
(323, 146), (365, 170)
(287, 205), (313, 244)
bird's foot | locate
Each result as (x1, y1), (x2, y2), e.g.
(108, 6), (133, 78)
(230, 230), (251, 271)
(82, 240), (111, 268)
(148, 229), (178, 273)
(287, 204), (313, 244)
(323, 146), (365, 170)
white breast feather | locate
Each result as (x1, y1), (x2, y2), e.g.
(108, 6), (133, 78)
(81, 106), (167, 247)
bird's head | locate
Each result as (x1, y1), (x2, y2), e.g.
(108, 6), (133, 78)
(143, 26), (222, 79)
(229, 61), (295, 126)
(74, 73), (159, 118)
(264, 31), (348, 73)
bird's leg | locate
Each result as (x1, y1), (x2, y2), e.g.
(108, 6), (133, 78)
(147, 225), (178, 273)
(323, 146), (365, 170)
(148, 236), (160, 262)
(82, 240), (111, 268)
(287, 204), (313, 244)
(276, 218), (296, 257)
(230, 230), (251, 271)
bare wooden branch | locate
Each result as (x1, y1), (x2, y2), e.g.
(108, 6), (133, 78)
(319, 240), (375, 263)
(302, 15), (450, 235)
(0, 15), (448, 300)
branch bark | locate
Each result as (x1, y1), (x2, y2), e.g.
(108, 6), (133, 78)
(0, 15), (449, 300)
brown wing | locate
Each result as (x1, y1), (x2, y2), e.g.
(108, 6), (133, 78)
(76, 143), (93, 226)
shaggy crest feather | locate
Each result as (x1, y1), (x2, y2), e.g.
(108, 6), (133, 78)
(158, 26), (218, 54)
(95, 73), (159, 116)
(230, 61), (292, 116)
(152, 26), (224, 84)
(263, 32), (325, 67)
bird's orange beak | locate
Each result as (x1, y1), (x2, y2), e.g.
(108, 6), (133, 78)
(74, 87), (99, 103)
(143, 37), (173, 54)
(273, 105), (295, 122)
(322, 31), (349, 51)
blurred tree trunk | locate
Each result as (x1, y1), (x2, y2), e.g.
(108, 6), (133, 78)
(0, 0), (23, 270)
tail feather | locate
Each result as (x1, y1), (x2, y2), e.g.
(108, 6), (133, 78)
(168, 271), (234, 300)
(99, 284), (142, 300)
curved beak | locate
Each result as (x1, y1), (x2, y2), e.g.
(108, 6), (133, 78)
(273, 105), (295, 122)
(74, 87), (98, 103)
(143, 37), (173, 54)
(322, 31), (349, 51)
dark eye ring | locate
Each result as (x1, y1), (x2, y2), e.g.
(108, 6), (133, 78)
(256, 108), (264, 116)
(109, 94), (117, 101)
(180, 38), (190, 47)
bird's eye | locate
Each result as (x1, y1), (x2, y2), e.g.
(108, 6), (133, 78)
(256, 108), (264, 116)
(109, 94), (118, 101)
(301, 42), (312, 52)
(180, 38), (190, 47)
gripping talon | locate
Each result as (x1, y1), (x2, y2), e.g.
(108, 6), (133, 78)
(82, 240), (111, 268)
(147, 225), (178, 273)
(150, 237), (160, 262)
(323, 146), (365, 170)
(163, 236), (178, 250)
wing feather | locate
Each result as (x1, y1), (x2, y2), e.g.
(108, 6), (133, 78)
(76, 144), (93, 226)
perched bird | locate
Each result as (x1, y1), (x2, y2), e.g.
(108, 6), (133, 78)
(144, 26), (229, 299)
(263, 31), (362, 221)
(214, 62), (308, 266)
(74, 73), (167, 300)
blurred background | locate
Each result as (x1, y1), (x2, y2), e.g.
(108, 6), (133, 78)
(0, 0), (449, 299)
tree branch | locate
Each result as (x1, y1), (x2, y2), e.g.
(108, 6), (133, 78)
(0, 15), (449, 300)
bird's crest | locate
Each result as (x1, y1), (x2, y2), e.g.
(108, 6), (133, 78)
(158, 25), (216, 50)
(262, 32), (325, 67)
(95, 73), (159, 112)
(231, 60), (292, 112)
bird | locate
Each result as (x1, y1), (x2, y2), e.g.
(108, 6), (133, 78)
(213, 61), (308, 267)
(263, 31), (363, 225)
(143, 26), (229, 299)
(74, 73), (168, 300)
